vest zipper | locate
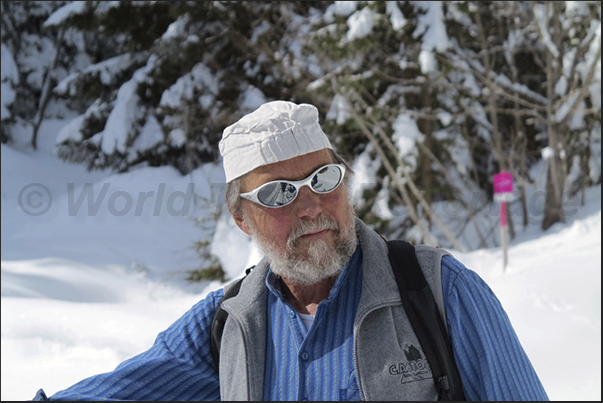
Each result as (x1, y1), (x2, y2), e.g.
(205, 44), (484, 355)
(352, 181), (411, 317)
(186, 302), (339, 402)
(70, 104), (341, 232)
(221, 307), (255, 400)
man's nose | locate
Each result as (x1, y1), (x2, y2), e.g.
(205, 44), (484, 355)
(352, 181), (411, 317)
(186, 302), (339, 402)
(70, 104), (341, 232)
(295, 186), (323, 219)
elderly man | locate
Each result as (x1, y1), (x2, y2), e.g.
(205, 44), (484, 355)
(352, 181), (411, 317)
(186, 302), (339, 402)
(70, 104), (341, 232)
(34, 101), (548, 401)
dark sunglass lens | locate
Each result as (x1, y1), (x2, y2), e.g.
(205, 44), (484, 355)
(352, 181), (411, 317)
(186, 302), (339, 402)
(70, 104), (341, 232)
(257, 182), (297, 206)
(312, 166), (342, 193)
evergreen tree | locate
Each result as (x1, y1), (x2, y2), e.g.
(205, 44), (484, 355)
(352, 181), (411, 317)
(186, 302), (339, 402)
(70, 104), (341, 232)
(1, 1), (69, 145)
(44, 1), (330, 173)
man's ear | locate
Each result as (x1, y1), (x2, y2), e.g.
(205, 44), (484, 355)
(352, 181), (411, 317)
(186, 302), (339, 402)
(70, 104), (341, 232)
(229, 205), (252, 236)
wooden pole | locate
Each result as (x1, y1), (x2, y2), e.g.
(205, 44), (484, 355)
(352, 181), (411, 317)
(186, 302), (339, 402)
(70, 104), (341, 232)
(500, 201), (508, 271)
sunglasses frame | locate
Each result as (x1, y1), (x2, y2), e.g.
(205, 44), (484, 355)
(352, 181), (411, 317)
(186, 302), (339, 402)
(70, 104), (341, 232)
(239, 163), (346, 208)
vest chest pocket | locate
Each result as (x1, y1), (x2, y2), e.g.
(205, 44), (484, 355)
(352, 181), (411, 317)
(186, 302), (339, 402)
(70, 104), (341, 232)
(356, 306), (438, 400)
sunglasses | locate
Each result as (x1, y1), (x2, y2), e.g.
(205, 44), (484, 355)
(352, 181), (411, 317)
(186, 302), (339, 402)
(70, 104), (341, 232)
(239, 164), (346, 208)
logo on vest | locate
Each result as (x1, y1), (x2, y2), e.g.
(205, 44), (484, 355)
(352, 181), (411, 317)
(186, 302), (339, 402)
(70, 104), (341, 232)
(389, 344), (432, 384)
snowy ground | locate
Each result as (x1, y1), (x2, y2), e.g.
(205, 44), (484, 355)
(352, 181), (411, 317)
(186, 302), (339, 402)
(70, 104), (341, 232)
(1, 119), (601, 401)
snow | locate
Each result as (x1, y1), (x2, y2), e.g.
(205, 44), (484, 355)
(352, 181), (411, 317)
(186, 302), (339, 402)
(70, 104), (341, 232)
(458, 76), (480, 98)
(392, 113), (424, 169)
(162, 15), (189, 40)
(1, 119), (232, 400)
(326, 94), (352, 125)
(1, 114), (601, 401)
(1, 44), (19, 83)
(566, 1), (592, 17)
(590, 127), (601, 182)
(250, 20), (271, 44)
(210, 213), (260, 280)
(580, 20), (601, 77)
(54, 114), (86, 143)
(1, 44), (19, 120)
(372, 177), (395, 220)
(239, 85), (267, 113)
(566, 155), (582, 189)
(568, 101), (586, 130)
(94, 1), (121, 15)
(43, 1), (87, 27)
(130, 115), (164, 154)
(437, 111), (452, 127)
(414, 1), (449, 74)
(414, 1), (448, 52)
(349, 143), (380, 209)
(448, 131), (473, 176)
(96, 74), (142, 154)
(18, 34), (55, 91)
(534, 4), (560, 58)
(555, 75), (568, 96)
(55, 53), (148, 96)
(1, 82), (16, 120)
(386, 1), (407, 31)
(541, 146), (555, 160)
(452, 188), (601, 401)
(88, 58), (157, 155)
(504, 29), (521, 66)
(492, 72), (549, 105)
(345, 7), (376, 42)
(168, 128), (186, 148)
(562, 47), (578, 79)
(555, 91), (580, 123)
(419, 50), (438, 75)
(85, 54), (140, 86)
(581, 21), (601, 110)
(160, 62), (218, 109)
(328, 1), (358, 17)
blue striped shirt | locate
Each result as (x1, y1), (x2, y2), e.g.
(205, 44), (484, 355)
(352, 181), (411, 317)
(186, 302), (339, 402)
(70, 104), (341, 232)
(263, 246), (363, 401)
(39, 249), (548, 401)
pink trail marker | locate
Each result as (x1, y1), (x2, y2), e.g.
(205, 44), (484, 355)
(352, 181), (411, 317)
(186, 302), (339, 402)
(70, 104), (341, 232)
(493, 171), (513, 270)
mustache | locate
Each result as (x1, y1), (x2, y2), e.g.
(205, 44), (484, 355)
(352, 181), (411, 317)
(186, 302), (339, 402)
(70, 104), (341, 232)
(287, 215), (340, 250)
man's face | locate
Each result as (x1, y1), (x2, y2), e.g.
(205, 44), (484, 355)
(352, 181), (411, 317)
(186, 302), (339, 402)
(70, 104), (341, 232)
(232, 149), (357, 285)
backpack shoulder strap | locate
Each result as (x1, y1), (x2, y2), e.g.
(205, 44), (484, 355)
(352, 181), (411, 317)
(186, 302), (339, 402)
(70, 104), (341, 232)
(387, 240), (465, 401)
(210, 265), (255, 372)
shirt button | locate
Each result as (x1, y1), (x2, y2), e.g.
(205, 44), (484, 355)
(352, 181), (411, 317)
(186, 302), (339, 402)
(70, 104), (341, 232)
(289, 310), (296, 318)
(300, 352), (309, 361)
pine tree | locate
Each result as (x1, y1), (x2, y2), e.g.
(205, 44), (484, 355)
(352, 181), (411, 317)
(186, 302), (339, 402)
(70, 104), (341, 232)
(1, 1), (69, 145)
(45, 1), (330, 173)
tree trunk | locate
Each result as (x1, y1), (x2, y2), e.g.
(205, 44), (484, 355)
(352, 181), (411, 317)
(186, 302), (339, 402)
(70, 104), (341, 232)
(542, 153), (566, 230)
(510, 42), (530, 230)
(519, 183), (529, 228)
(31, 29), (64, 150)
(541, 35), (567, 231)
(542, 122), (567, 230)
(418, 81), (433, 226)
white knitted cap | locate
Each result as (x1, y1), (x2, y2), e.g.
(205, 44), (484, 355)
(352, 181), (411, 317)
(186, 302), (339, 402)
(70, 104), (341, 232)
(219, 101), (333, 182)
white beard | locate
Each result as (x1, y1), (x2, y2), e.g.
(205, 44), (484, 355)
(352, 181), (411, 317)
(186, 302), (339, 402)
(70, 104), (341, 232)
(248, 208), (357, 286)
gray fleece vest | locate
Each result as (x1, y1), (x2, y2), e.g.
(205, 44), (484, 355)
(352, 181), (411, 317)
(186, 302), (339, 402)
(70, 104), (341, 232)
(219, 218), (450, 400)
